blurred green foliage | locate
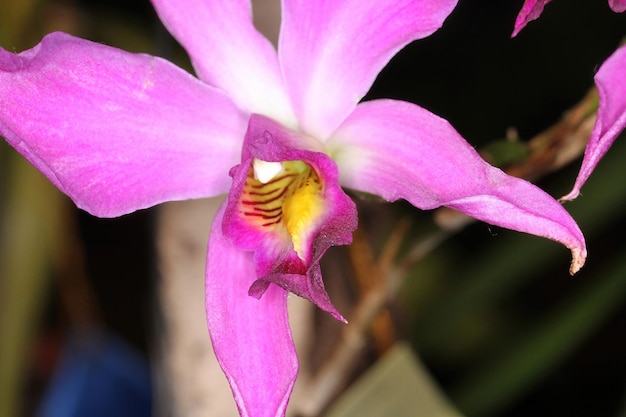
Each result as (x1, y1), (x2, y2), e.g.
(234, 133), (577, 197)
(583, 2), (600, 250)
(1, 2), (65, 417)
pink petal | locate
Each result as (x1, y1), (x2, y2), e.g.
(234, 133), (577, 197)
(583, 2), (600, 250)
(609, 0), (626, 12)
(223, 114), (357, 321)
(329, 99), (586, 274)
(279, 0), (458, 139)
(561, 44), (626, 202)
(512, 0), (552, 37)
(206, 203), (298, 417)
(150, 0), (295, 124)
(0, 32), (247, 217)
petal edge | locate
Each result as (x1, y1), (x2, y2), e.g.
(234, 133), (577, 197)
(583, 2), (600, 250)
(207, 203), (298, 417)
(0, 32), (246, 217)
(561, 45), (626, 202)
(279, 0), (458, 138)
(330, 99), (586, 273)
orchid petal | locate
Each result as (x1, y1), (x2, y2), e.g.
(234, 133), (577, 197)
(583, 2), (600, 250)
(329, 99), (586, 273)
(223, 114), (357, 320)
(206, 204), (297, 417)
(561, 44), (626, 201)
(151, 0), (295, 125)
(279, 0), (458, 139)
(512, 0), (552, 37)
(0, 32), (247, 217)
(609, 0), (626, 12)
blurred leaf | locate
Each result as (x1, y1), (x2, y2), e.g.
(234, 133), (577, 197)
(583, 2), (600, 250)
(481, 139), (530, 167)
(0, 153), (67, 417)
(450, 252), (626, 417)
(324, 343), (463, 417)
(413, 233), (560, 360)
(0, 0), (39, 46)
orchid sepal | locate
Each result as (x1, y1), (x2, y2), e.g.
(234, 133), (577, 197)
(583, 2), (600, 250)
(206, 204), (298, 417)
(330, 99), (587, 274)
(0, 32), (247, 217)
(279, 0), (459, 139)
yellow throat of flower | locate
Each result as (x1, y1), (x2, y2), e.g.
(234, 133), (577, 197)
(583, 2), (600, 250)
(242, 159), (324, 260)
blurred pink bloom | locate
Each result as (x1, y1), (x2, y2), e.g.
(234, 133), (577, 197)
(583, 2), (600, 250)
(0, 1), (588, 416)
(512, 0), (626, 37)
(561, 45), (626, 201)
(511, 0), (626, 201)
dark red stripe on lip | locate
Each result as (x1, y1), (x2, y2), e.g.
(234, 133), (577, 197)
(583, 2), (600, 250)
(249, 173), (297, 189)
(261, 218), (282, 227)
(249, 206), (281, 214)
(246, 187), (282, 197)
(241, 186), (290, 206)
(242, 211), (282, 220)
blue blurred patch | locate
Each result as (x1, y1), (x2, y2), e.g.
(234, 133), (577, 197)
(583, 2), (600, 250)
(38, 329), (152, 417)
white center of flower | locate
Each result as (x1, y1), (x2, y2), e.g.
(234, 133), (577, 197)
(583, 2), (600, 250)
(253, 159), (284, 184)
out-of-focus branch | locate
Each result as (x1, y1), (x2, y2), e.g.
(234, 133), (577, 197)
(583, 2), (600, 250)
(298, 86), (599, 417)
(507, 89), (597, 181)
(298, 220), (410, 417)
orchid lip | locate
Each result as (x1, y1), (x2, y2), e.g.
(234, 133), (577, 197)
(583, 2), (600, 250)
(241, 159), (324, 261)
(221, 113), (358, 326)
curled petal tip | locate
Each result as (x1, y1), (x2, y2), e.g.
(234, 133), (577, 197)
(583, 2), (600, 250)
(569, 247), (587, 275)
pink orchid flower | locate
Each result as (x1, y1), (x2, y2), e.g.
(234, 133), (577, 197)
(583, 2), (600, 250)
(1, 1), (587, 416)
(513, 0), (626, 37)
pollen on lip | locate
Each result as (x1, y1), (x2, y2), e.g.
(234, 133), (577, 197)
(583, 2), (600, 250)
(253, 159), (284, 184)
